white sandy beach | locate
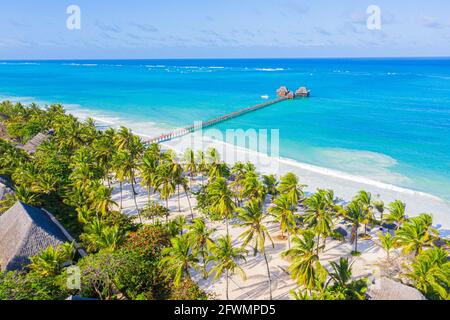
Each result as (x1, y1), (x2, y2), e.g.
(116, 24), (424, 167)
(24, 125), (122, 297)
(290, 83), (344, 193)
(112, 175), (407, 300)
(162, 133), (450, 235)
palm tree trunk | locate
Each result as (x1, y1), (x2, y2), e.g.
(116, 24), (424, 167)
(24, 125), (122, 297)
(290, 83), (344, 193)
(226, 269), (229, 300)
(354, 224), (358, 252)
(287, 229), (291, 249)
(131, 188), (141, 223)
(131, 181), (140, 212)
(177, 185), (181, 212)
(185, 190), (194, 220)
(225, 218), (229, 237)
(263, 250), (272, 300)
(131, 173), (138, 195)
(316, 233), (320, 256)
(119, 181), (123, 210)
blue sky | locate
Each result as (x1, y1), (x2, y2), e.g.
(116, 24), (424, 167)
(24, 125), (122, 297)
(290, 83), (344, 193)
(1, 0), (449, 59)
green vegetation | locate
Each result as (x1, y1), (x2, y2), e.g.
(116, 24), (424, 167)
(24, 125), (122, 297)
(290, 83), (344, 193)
(0, 100), (448, 300)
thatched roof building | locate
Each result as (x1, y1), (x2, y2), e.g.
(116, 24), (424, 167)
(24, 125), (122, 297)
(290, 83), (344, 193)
(295, 86), (310, 97)
(0, 201), (71, 271)
(276, 86), (290, 97)
(367, 277), (426, 300)
(19, 132), (49, 155)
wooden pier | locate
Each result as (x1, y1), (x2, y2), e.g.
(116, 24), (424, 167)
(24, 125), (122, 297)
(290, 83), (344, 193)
(146, 86), (309, 144)
(147, 97), (287, 144)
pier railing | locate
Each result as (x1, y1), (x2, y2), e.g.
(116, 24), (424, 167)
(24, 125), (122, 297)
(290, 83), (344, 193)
(146, 96), (287, 144)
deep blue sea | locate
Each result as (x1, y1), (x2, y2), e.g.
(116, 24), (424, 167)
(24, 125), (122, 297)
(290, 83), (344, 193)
(1, 58), (449, 201)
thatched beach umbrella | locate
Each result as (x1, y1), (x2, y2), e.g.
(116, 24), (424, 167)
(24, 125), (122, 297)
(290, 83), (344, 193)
(367, 277), (426, 300)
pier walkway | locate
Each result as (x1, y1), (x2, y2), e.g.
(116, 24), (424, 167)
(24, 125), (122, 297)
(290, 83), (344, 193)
(147, 96), (288, 144)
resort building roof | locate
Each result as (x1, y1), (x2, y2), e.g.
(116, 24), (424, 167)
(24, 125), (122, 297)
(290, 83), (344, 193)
(19, 132), (50, 155)
(367, 277), (426, 300)
(0, 201), (71, 271)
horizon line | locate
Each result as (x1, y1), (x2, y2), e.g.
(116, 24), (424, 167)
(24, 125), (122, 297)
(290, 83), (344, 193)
(1, 55), (450, 61)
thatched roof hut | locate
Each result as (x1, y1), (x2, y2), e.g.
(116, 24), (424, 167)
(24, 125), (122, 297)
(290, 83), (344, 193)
(19, 132), (49, 155)
(0, 201), (72, 271)
(295, 87), (310, 97)
(276, 86), (290, 97)
(367, 277), (426, 300)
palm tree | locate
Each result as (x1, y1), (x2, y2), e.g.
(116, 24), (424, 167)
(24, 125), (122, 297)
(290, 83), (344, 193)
(114, 126), (134, 153)
(114, 127), (144, 190)
(237, 198), (274, 299)
(262, 174), (278, 197)
(160, 234), (199, 286)
(230, 162), (246, 206)
(139, 149), (159, 201)
(353, 190), (374, 235)
(171, 161), (185, 212)
(155, 163), (176, 210)
(187, 218), (216, 277)
(183, 148), (197, 187)
(407, 247), (449, 300)
(180, 175), (195, 219)
(207, 235), (247, 300)
(208, 177), (235, 235)
(346, 201), (365, 254)
(56, 116), (83, 151)
(174, 215), (187, 235)
(373, 199), (385, 221)
(394, 214), (436, 256)
(242, 172), (265, 202)
(93, 128), (116, 187)
(387, 200), (407, 229)
(269, 194), (296, 248)
(88, 184), (117, 217)
(111, 151), (127, 210)
(195, 150), (207, 185)
(378, 231), (395, 260)
(80, 218), (124, 253)
(303, 190), (335, 255)
(29, 242), (75, 277)
(328, 257), (367, 300)
(281, 230), (319, 293)
(206, 147), (221, 181)
(277, 172), (305, 206)
(116, 149), (141, 221)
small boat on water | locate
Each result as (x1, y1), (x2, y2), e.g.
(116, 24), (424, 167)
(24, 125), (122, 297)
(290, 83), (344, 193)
(261, 94), (269, 99)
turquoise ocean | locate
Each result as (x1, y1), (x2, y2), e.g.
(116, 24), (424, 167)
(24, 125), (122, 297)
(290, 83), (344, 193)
(0, 58), (449, 202)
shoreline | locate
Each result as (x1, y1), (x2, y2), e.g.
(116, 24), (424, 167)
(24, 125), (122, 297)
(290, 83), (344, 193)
(162, 135), (450, 234)
(2, 95), (450, 232)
